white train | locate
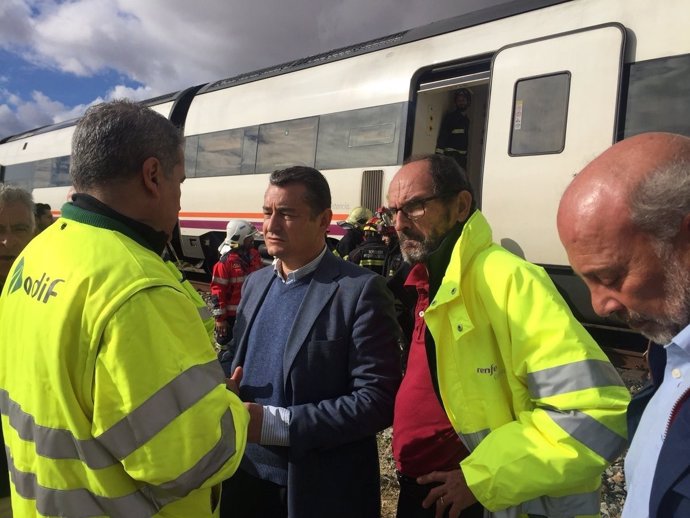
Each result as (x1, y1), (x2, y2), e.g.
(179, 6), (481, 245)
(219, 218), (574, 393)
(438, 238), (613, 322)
(1, 0), (689, 337)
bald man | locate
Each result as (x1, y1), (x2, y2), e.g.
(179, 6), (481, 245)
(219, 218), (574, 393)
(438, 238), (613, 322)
(558, 132), (690, 518)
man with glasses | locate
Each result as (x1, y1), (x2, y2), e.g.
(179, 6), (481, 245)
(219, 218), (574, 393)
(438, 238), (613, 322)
(387, 154), (630, 518)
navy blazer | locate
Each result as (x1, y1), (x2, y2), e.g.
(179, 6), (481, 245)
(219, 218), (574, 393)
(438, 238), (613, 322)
(628, 345), (690, 517)
(231, 251), (402, 518)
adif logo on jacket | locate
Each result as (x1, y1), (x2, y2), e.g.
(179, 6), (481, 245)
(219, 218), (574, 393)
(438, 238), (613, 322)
(9, 257), (65, 303)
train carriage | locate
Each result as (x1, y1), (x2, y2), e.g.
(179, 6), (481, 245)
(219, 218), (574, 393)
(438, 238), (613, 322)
(1, 0), (689, 339)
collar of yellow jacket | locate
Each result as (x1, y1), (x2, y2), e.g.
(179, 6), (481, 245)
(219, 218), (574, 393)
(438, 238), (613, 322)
(427, 210), (493, 298)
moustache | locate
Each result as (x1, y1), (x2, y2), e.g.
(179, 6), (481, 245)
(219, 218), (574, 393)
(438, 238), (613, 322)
(398, 230), (423, 243)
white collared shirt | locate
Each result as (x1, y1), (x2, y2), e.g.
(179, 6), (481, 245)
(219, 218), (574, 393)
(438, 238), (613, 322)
(272, 245), (327, 284)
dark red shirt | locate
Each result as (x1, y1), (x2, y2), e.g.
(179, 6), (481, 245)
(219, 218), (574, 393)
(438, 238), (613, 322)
(392, 263), (468, 477)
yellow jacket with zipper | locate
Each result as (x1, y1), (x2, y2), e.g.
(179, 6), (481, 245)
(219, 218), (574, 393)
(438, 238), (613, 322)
(0, 202), (248, 518)
(424, 211), (630, 517)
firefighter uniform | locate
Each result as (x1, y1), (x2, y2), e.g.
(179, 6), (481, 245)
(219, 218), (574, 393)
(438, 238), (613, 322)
(0, 201), (248, 517)
(211, 248), (262, 324)
(348, 236), (388, 276)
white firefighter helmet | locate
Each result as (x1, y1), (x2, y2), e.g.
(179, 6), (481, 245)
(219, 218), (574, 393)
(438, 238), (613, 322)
(218, 219), (258, 255)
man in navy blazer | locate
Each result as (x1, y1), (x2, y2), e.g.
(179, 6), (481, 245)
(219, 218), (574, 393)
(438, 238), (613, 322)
(220, 166), (402, 518)
(558, 132), (690, 518)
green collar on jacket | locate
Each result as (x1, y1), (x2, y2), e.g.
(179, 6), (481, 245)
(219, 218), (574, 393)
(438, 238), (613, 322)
(426, 210), (480, 300)
(442, 210), (493, 285)
(60, 194), (168, 255)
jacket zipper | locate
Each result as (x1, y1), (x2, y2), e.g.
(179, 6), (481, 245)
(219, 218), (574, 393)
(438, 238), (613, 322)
(664, 386), (690, 438)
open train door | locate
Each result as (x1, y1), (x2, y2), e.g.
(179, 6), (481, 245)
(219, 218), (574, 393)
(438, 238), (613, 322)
(480, 24), (625, 270)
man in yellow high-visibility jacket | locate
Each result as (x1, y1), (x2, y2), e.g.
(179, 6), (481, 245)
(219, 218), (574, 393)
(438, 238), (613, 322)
(387, 154), (630, 518)
(0, 100), (248, 518)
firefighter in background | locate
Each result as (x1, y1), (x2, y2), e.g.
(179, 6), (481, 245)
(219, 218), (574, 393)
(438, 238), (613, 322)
(211, 219), (262, 349)
(335, 206), (373, 258)
(436, 88), (472, 170)
(348, 216), (388, 276)
(381, 221), (404, 279)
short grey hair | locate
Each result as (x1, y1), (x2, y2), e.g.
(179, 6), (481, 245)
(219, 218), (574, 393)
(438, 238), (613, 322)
(0, 184), (35, 231)
(70, 99), (183, 191)
(629, 160), (690, 243)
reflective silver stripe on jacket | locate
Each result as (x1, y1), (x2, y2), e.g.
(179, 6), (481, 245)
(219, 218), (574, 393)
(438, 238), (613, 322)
(458, 427), (601, 518)
(458, 429), (490, 451)
(6, 410), (236, 517)
(487, 489), (600, 518)
(229, 276), (245, 284)
(546, 408), (625, 462)
(0, 360), (228, 469)
(198, 305), (212, 321)
(527, 359), (624, 399)
(458, 397), (626, 462)
(211, 277), (229, 285)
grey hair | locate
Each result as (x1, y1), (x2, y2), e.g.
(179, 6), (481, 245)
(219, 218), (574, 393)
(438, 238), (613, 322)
(0, 184), (35, 231)
(70, 99), (183, 191)
(629, 160), (690, 243)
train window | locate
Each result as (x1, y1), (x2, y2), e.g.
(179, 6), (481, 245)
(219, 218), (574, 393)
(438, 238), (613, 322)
(315, 103), (403, 169)
(256, 117), (318, 173)
(50, 156), (70, 187)
(191, 127), (259, 178)
(2, 156), (71, 190)
(3, 163), (34, 190)
(509, 72), (570, 155)
(184, 136), (199, 178)
(620, 53), (690, 139)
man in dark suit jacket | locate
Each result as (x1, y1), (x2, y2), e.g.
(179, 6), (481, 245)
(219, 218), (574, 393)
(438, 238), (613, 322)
(221, 166), (402, 518)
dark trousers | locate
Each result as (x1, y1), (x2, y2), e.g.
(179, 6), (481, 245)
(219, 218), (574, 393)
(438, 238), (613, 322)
(220, 468), (287, 518)
(396, 471), (485, 518)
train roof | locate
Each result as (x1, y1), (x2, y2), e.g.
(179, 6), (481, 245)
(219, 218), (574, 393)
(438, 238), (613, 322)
(0, 86), (203, 144)
(1, 0), (568, 144)
(199, 0), (569, 94)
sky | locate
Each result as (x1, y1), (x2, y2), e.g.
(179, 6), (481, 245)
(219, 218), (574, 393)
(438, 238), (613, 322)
(0, 0), (512, 140)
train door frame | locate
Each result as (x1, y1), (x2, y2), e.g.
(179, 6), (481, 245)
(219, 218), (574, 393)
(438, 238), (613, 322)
(406, 55), (492, 206)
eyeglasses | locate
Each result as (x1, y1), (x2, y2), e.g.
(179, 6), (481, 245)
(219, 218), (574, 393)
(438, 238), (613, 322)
(384, 194), (446, 222)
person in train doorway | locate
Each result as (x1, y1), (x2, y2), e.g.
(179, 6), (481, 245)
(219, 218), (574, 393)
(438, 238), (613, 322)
(0, 100), (249, 517)
(220, 165), (402, 518)
(347, 215), (388, 276)
(387, 153), (630, 518)
(334, 205), (373, 258)
(211, 219), (263, 369)
(558, 132), (690, 518)
(435, 88), (472, 170)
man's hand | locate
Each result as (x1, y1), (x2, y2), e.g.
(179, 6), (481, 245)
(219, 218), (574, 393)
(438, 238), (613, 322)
(417, 469), (477, 518)
(244, 402), (263, 443)
(226, 366), (242, 395)
(215, 320), (228, 338)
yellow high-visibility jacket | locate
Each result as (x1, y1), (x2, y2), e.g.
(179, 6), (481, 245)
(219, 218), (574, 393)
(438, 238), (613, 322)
(0, 203), (248, 518)
(424, 211), (630, 518)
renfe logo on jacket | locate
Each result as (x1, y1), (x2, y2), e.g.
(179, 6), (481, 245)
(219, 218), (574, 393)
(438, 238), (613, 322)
(9, 257), (65, 303)
(476, 364), (498, 376)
